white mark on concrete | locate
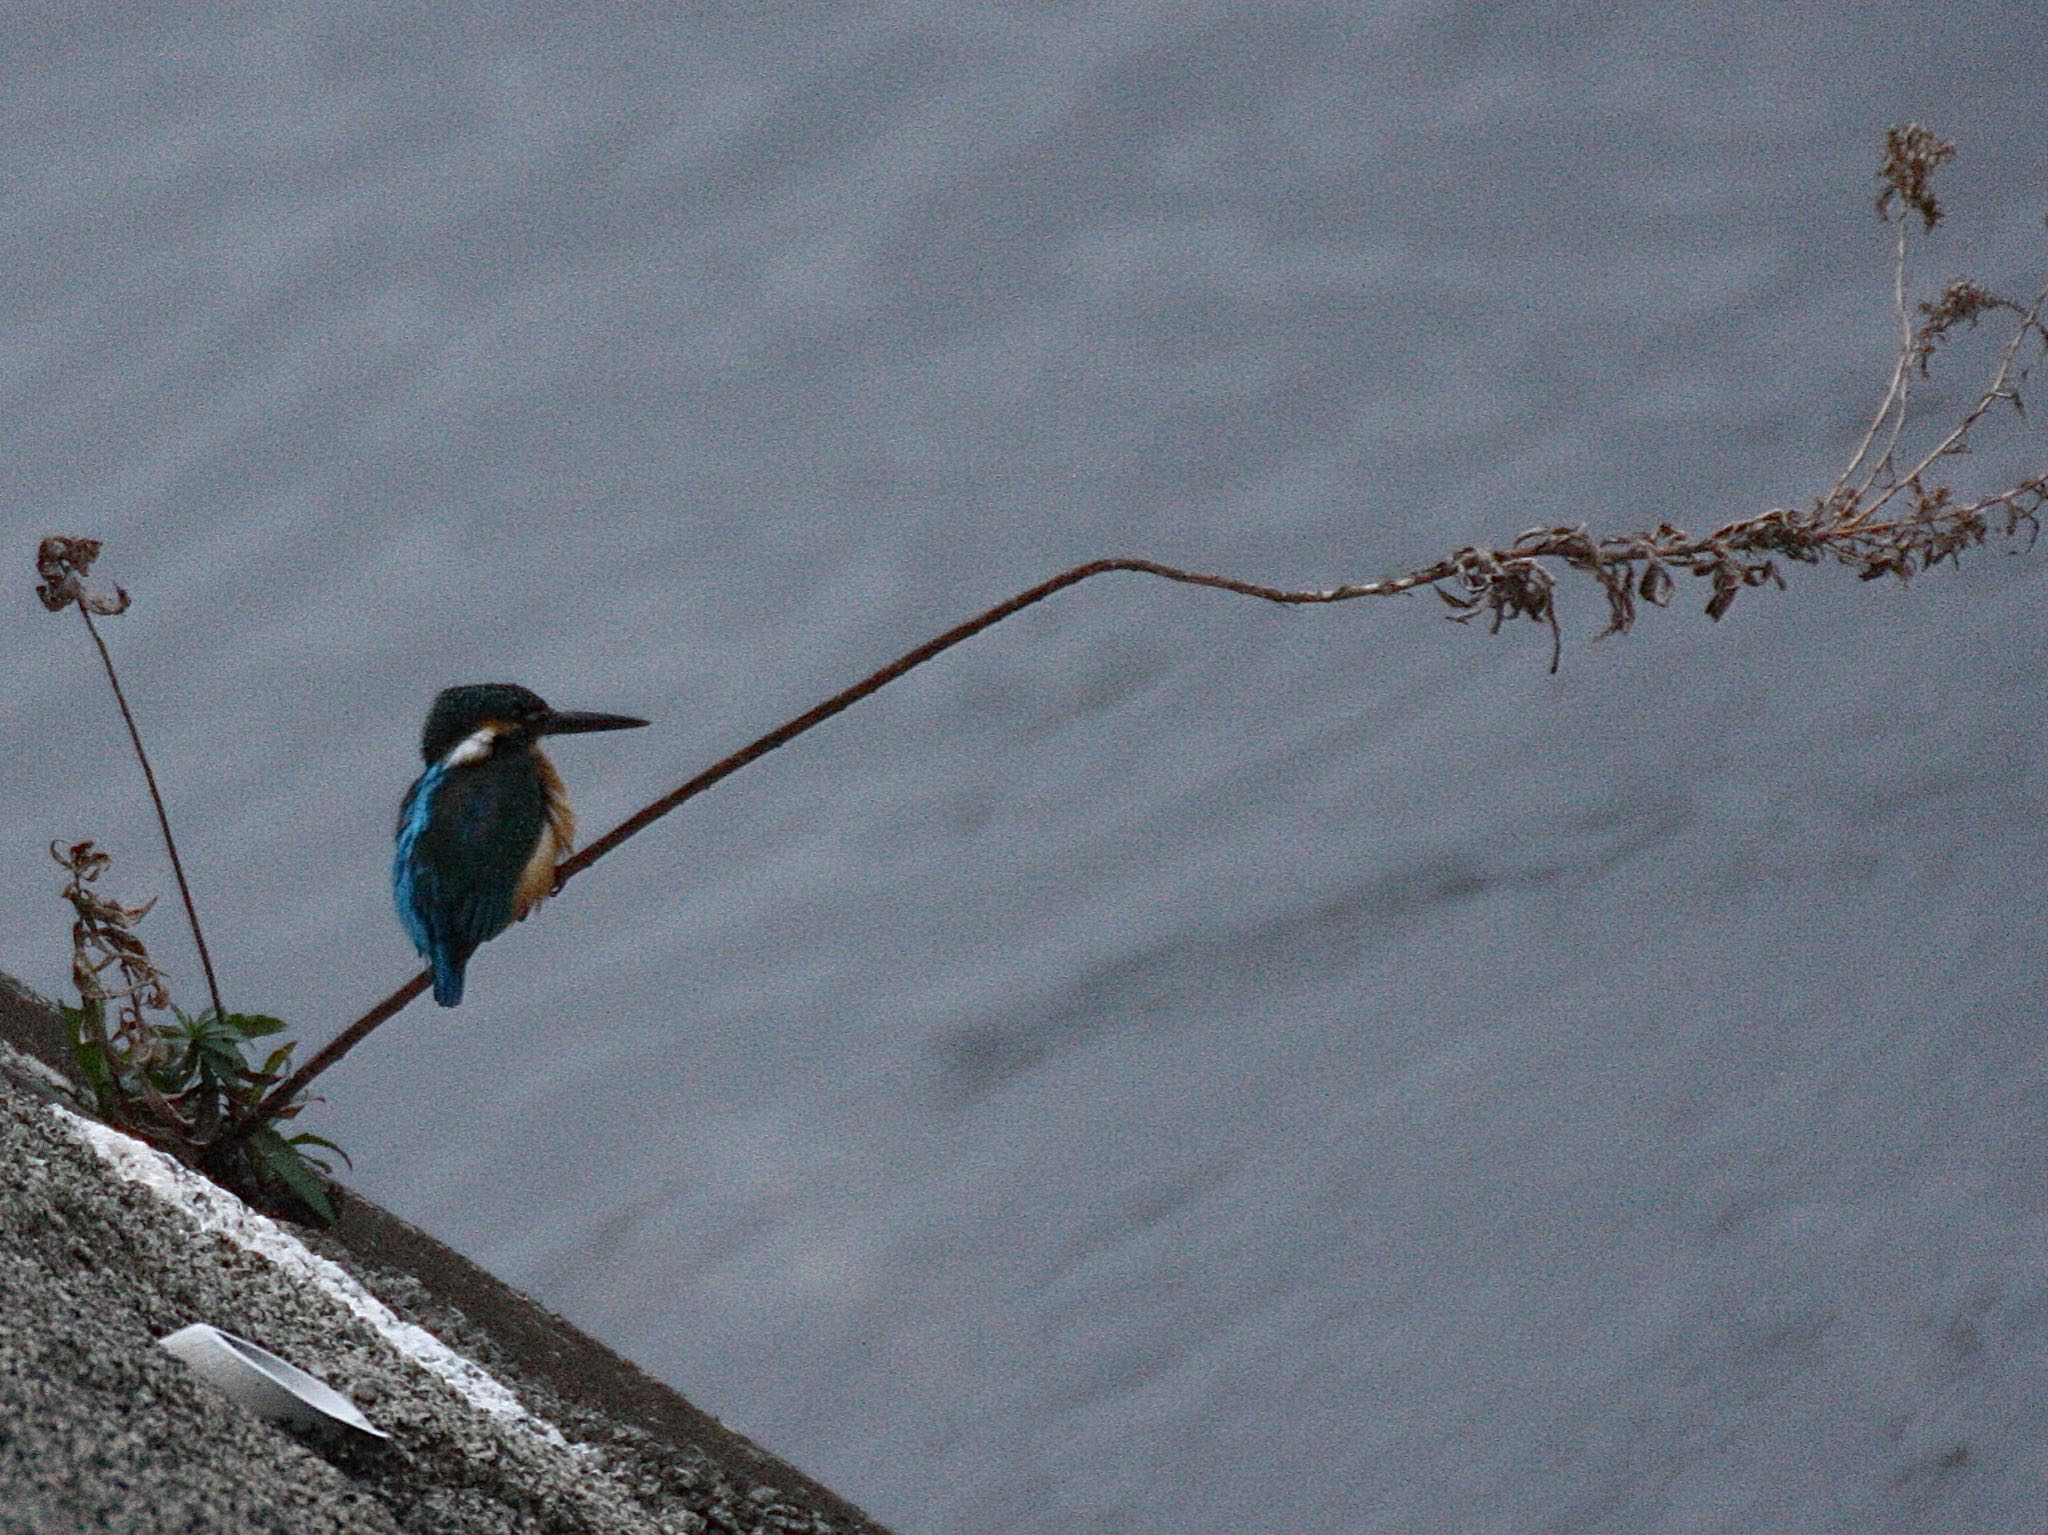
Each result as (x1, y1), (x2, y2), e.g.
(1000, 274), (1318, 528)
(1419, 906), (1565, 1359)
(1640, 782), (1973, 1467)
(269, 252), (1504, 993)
(51, 1104), (569, 1449)
(1, 1038), (79, 1097)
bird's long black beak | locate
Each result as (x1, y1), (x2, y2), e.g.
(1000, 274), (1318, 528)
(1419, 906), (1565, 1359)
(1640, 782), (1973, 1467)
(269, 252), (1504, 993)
(539, 708), (650, 737)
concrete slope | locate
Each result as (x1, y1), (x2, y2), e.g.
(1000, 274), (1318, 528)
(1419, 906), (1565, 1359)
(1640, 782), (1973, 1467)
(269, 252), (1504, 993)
(0, 971), (892, 1535)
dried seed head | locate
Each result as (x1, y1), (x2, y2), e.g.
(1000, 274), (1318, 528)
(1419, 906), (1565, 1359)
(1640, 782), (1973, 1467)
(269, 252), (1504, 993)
(1913, 279), (2021, 375)
(35, 535), (131, 616)
(1877, 123), (1956, 231)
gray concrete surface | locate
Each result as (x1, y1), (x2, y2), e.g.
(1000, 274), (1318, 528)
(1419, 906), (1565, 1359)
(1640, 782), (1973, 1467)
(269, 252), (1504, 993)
(0, 972), (891, 1535)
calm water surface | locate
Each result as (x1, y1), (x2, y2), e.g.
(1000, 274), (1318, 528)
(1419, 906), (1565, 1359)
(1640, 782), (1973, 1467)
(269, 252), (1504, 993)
(7, 7), (2048, 1531)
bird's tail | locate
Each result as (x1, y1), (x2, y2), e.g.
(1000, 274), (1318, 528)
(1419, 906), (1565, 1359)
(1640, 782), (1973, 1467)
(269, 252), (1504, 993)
(430, 947), (467, 1007)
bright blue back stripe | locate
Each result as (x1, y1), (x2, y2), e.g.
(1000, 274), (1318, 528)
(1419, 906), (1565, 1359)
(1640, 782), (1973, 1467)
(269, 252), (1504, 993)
(393, 762), (447, 956)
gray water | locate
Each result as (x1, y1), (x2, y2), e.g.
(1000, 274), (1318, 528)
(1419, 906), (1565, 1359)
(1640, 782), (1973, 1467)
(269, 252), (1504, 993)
(9, 7), (2048, 1531)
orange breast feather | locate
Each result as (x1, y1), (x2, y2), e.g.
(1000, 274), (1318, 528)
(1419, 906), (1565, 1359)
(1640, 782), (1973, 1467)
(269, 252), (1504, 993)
(513, 750), (577, 919)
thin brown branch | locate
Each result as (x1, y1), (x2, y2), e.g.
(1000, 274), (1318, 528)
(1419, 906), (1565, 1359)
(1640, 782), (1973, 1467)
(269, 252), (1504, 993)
(237, 124), (2048, 1141)
(248, 363), (2048, 1122)
(216, 972), (432, 1157)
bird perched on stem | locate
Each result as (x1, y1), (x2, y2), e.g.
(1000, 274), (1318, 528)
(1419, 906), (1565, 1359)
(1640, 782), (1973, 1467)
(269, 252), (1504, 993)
(394, 684), (647, 1006)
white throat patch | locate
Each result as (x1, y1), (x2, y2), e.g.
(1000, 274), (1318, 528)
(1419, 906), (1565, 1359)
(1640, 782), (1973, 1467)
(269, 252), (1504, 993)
(442, 724), (503, 768)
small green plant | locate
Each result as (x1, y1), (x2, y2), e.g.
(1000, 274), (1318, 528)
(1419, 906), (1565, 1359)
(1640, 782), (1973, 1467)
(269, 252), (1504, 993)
(38, 538), (343, 1220)
(54, 838), (344, 1218)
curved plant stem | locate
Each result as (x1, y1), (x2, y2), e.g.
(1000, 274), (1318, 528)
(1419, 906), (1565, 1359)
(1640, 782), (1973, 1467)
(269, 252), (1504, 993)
(234, 128), (2048, 1143)
(216, 972), (431, 1156)
(77, 606), (226, 1024)
(236, 472), (2048, 1133)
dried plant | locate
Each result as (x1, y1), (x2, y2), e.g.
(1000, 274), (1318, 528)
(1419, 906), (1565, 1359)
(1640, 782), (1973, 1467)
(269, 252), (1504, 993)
(55, 838), (172, 1101)
(39, 542), (342, 1216)
(235, 129), (2048, 1131)
(1877, 122), (1956, 231)
(38, 536), (225, 1021)
(50, 840), (343, 1218)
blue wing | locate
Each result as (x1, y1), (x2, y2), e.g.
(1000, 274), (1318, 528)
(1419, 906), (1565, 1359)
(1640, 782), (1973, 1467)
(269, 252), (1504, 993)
(394, 758), (545, 1006)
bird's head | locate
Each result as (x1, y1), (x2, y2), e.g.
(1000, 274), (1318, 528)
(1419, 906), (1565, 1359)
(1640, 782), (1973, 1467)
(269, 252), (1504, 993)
(420, 683), (649, 766)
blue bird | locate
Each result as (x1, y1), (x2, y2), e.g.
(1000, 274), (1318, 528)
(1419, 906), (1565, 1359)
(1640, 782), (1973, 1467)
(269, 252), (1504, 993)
(394, 683), (648, 1006)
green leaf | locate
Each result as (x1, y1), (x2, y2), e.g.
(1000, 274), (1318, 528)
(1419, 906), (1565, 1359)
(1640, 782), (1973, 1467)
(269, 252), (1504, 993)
(72, 1033), (113, 1102)
(247, 1127), (335, 1224)
(286, 1130), (352, 1171)
(226, 1013), (288, 1038)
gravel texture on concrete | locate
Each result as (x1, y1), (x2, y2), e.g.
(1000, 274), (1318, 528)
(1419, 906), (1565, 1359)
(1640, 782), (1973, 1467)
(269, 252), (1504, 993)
(0, 974), (890, 1535)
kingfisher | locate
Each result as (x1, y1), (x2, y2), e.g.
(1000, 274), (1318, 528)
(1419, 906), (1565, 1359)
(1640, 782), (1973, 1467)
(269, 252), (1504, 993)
(394, 683), (648, 1006)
